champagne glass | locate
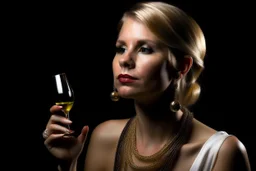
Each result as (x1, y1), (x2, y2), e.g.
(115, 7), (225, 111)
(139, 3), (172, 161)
(52, 73), (75, 130)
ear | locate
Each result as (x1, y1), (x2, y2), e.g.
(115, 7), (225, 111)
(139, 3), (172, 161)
(179, 55), (193, 77)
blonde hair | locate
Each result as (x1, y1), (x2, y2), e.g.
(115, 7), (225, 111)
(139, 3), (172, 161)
(118, 2), (206, 107)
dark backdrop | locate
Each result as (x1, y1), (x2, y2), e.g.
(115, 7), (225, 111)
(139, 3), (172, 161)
(4, 0), (254, 170)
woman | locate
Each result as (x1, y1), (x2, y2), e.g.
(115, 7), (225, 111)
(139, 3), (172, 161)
(43, 1), (251, 170)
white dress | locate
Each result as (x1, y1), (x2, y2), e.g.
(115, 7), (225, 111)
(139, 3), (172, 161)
(189, 131), (231, 171)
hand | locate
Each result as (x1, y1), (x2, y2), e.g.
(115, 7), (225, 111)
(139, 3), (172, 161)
(43, 105), (89, 161)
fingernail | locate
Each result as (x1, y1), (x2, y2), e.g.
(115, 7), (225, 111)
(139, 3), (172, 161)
(66, 130), (74, 134)
(65, 119), (72, 123)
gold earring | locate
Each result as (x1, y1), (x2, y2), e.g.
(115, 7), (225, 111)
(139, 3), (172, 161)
(110, 88), (120, 101)
(170, 101), (181, 112)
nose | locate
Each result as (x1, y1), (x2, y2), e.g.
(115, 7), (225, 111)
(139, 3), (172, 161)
(119, 52), (135, 69)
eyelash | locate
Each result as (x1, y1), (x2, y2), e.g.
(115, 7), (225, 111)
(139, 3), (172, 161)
(140, 47), (153, 54)
(115, 46), (154, 54)
(115, 47), (125, 54)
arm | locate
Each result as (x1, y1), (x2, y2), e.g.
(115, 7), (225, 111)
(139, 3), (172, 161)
(212, 135), (251, 171)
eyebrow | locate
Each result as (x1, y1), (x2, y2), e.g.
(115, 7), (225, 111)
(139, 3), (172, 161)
(116, 39), (160, 45)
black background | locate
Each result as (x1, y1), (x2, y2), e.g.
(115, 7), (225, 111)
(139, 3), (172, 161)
(3, 0), (255, 170)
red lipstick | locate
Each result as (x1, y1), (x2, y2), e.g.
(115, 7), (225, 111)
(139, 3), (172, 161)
(117, 74), (136, 83)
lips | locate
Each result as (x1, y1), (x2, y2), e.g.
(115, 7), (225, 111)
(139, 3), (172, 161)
(118, 74), (136, 79)
(117, 74), (136, 83)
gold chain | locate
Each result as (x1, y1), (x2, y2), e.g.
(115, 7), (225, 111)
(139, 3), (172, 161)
(122, 108), (193, 170)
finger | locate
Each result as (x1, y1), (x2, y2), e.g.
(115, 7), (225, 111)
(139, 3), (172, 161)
(78, 126), (89, 144)
(44, 133), (65, 146)
(49, 105), (68, 118)
(44, 133), (77, 149)
(48, 114), (72, 126)
(50, 105), (63, 113)
(48, 124), (73, 135)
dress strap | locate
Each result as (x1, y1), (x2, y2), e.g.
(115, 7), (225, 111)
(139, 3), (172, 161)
(189, 131), (231, 171)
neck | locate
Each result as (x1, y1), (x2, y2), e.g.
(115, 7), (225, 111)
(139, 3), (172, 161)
(134, 98), (184, 148)
(132, 81), (184, 149)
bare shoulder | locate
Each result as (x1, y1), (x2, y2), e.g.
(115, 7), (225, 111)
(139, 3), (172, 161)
(190, 118), (217, 142)
(90, 118), (130, 145)
(191, 119), (251, 170)
(212, 135), (251, 171)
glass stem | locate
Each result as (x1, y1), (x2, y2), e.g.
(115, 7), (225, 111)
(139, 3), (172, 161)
(65, 112), (71, 130)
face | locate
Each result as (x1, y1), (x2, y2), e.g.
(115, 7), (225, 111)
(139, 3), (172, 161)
(112, 17), (172, 102)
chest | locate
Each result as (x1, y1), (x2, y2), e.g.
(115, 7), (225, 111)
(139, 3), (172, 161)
(108, 142), (203, 171)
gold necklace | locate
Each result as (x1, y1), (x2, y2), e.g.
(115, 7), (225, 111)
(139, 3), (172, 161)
(123, 107), (193, 171)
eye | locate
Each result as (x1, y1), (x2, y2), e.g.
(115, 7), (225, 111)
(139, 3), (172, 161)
(115, 46), (125, 54)
(139, 47), (154, 54)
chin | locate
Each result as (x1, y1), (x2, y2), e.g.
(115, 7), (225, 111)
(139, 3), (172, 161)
(117, 90), (136, 99)
(118, 92), (134, 99)
(118, 85), (143, 98)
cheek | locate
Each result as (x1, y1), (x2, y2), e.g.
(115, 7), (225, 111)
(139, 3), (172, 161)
(140, 59), (168, 79)
(112, 59), (118, 88)
(112, 57), (119, 75)
(140, 61), (170, 88)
